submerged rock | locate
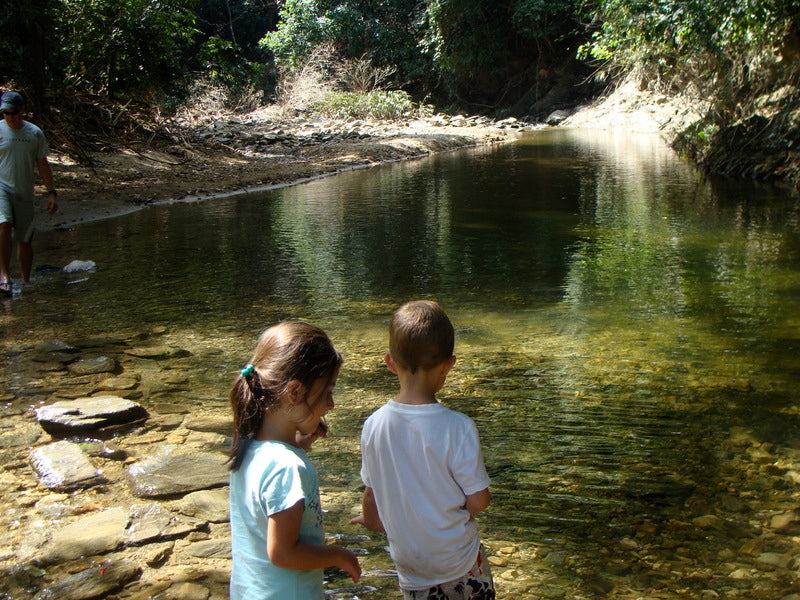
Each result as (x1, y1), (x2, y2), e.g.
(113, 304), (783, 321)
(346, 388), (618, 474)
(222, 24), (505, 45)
(0, 426), (42, 448)
(67, 356), (117, 375)
(32, 559), (140, 600)
(94, 375), (140, 392)
(183, 413), (232, 433)
(34, 340), (79, 354)
(35, 396), (148, 436)
(124, 345), (192, 359)
(30, 440), (108, 491)
(127, 452), (228, 498)
(771, 509), (800, 535)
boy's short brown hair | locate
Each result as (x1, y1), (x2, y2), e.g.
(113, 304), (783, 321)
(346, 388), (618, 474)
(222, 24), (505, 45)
(389, 300), (454, 373)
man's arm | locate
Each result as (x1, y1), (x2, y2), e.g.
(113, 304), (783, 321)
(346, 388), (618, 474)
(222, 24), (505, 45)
(36, 158), (57, 214)
(349, 486), (385, 532)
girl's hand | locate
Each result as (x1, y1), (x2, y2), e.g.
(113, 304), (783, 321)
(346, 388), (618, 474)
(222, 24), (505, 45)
(335, 547), (362, 583)
(294, 420), (328, 450)
(268, 501), (361, 581)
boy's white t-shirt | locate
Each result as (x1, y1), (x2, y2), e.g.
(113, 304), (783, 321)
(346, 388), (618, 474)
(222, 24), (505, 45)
(360, 400), (491, 590)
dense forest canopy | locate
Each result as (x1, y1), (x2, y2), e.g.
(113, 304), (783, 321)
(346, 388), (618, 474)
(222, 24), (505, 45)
(1, 0), (798, 183)
(2, 0), (797, 113)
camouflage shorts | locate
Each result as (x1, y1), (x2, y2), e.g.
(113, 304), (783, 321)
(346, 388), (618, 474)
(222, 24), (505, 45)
(402, 546), (495, 600)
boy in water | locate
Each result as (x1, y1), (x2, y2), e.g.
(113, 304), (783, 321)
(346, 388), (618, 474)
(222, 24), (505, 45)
(351, 300), (495, 599)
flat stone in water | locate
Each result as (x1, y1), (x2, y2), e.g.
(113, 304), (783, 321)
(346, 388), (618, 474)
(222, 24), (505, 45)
(185, 539), (231, 558)
(771, 509), (800, 535)
(30, 440), (108, 491)
(124, 503), (204, 545)
(45, 507), (128, 563)
(124, 345), (192, 359)
(72, 335), (126, 348)
(67, 356), (116, 375)
(95, 375), (139, 391)
(178, 488), (230, 522)
(36, 396), (149, 436)
(127, 452), (229, 498)
(184, 414), (233, 434)
(31, 351), (76, 364)
(34, 340), (79, 353)
(31, 559), (140, 600)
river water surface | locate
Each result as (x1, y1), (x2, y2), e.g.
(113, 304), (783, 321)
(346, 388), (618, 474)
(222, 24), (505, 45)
(4, 129), (800, 599)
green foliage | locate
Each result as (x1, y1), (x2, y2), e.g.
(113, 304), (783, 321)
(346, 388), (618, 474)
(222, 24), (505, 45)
(580, 0), (800, 83)
(420, 0), (590, 102)
(199, 35), (268, 90)
(262, 0), (430, 87)
(192, 0), (276, 92)
(311, 89), (424, 119)
(53, 0), (198, 98)
(261, 0), (333, 71)
(511, 0), (578, 40)
(421, 0), (509, 77)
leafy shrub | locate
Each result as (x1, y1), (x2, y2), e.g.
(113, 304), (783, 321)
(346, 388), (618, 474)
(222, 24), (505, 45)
(311, 90), (424, 120)
(54, 0), (197, 99)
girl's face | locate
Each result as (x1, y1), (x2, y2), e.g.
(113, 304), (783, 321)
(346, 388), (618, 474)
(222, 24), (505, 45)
(295, 366), (339, 435)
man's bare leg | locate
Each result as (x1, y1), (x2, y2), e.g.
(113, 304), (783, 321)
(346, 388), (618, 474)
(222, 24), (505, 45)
(0, 222), (12, 288)
(18, 239), (33, 284)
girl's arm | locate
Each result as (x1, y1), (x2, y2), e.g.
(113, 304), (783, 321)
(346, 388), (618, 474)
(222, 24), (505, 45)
(465, 488), (491, 514)
(349, 486), (384, 532)
(268, 500), (361, 582)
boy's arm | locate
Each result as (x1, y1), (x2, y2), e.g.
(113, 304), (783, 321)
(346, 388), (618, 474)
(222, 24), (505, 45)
(349, 486), (385, 532)
(465, 487), (491, 514)
(268, 499), (361, 582)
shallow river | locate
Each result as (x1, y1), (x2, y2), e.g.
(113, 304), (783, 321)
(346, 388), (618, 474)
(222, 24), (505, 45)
(4, 128), (800, 598)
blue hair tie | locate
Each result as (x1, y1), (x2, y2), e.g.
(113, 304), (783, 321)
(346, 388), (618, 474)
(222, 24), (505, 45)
(241, 364), (255, 378)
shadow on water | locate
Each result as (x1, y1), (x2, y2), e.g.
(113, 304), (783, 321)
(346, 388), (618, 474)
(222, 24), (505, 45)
(2, 128), (800, 598)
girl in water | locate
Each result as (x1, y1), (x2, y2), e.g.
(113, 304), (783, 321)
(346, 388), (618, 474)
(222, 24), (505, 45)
(228, 321), (361, 599)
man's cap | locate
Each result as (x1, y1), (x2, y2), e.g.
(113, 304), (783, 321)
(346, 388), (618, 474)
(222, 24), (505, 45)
(1, 91), (24, 111)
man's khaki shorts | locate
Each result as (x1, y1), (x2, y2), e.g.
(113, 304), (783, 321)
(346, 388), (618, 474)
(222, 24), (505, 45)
(0, 186), (35, 242)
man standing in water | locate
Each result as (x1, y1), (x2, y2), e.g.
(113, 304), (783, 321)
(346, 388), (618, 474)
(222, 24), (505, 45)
(0, 91), (58, 296)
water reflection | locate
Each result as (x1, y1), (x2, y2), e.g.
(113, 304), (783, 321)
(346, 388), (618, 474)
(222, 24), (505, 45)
(3, 128), (800, 598)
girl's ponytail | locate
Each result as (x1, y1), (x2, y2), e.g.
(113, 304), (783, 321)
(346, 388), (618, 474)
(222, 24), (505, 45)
(228, 365), (272, 470)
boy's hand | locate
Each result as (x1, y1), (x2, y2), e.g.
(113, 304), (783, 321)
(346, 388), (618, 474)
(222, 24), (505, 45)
(350, 487), (385, 532)
(349, 513), (384, 532)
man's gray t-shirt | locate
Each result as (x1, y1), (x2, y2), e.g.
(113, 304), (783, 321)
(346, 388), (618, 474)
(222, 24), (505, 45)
(0, 120), (49, 202)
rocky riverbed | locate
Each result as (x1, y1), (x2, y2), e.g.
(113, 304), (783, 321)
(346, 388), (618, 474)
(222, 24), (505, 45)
(3, 327), (800, 600)
(5, 102), (800, 599)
